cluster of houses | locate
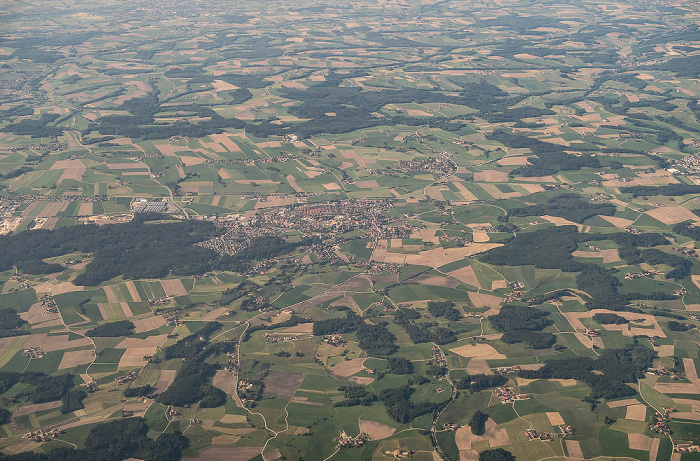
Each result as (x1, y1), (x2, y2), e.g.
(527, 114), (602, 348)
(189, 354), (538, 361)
(559, 425), (574, 436)
(496, 365), (521, 374)
(334, 430), (368, 448)
(22, 428), (63, 443)
(323, 334), (345, 347)
(584, 328), (600, 337)
(22, 347), (44, 359)
(442, 422), (461, 431)
(39, 295), (58, 314)
(650, 407), (674, 435)
(9, 141), (66, 153)
(264, 333), (299, 343)
(81, 378), (99, 392)
(115, 371), (138, 385)
(495, 386), (531, 404)
(148, 296), (174, 307)
(525, 428), (554, 442)
(431, 345), (447, 373)
(384, 449), (414, 459)
(674, 443), (700, 453)
(646, 367), (680, 379)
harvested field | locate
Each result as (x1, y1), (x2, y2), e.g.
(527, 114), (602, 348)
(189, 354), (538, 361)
(452, 181), (478, 201)
(468, 292), (502, 307)
(41, 335), (93, 352)
(132, 316), (166, 333)
(449, 344), (506, 360)
(33, 281), (82, 296)
(117, 335), (167, 349)
(210, 133), (242, 152)
(58, 349), (94, 369)
(161, 279), (188, 296)
(355, 180), (380, 188)
(600, 215), (634, 228)
(455, 418), (510, 453)
(103, 285), (120, 303)
(497, 156), (529, 166)
(286, 174), (304, 193)
(213, 370), (237, 395)
(409, 273), (460, 288)
(466, 358), (492, 375)
(654, 383), (699, 394)
(218, 169), (232, 180)
(12, 401), (62, 418)
(474, 171), (509, 182)
(448, 266), (480, 288)
(124, 281), (142, 302)
(348, 376), (375, 385)
(546, 412), (565, 426)
(658, 345), (674, 357)
(322, 182), (341, 191)
(279, 323), (314, 334)
(183, 447), (262, 461)
(264, 371), (304, 396)
(565, 440), (584, 459)
(683, 358), (699, 386)
(572, 250), (603, 258)
(626, 404), (647, 421)
(671, 412), (700, 421)
(119, 347), (157, 368)
(201, 307), (229, 322)
(541, 215), (582, 229)
(154, 370), (177, 394)
(628, 433), (653, 451)
(607, 398), (642, 408)
(601, 249), (621, 263)
(649, 438), (661, 461)
(359, 419), (396, 440)
(220, 414), (247, 424)
(289, 396), (323, 406)
(329, 358), (366, 378)
(645, 206), (700, 225)
(20, 303), (60, 325)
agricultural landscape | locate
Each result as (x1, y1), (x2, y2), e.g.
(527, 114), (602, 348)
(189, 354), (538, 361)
(1, 0), (700, 460)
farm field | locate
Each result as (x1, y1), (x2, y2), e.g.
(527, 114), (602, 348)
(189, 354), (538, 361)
(0, 0), (700, 460)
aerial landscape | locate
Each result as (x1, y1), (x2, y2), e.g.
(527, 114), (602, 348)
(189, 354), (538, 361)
(1, 0), (700, 460)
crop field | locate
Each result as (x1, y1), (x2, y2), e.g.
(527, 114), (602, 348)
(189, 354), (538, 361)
(0, 0), (699, 460)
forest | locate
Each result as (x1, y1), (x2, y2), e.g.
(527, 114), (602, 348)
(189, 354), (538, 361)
(507, 194), (616, 223)
(0, 418), (187, 461)
(519, 344), (655, 399)
(85, 320), (135, 337)
(488, 305), (555, 349)
(378, 385), (438, 423)
(620, 184), (700, 197)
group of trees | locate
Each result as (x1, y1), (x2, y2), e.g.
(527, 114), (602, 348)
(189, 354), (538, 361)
(378, 385), (438, 423)
(519, 344), (655, 399)
(394, 307), (457, 345)
(507, 194), (615, 223)
(488, 306), (555, 349)
(456, 374), (507, 392)
(427, 301), (462, 321)
(86, 320), (135, 337)
(157, 323), (231, 408)
(334, 385), (376, 407)
(356, 323), (398, 356)
(312, 311), (363, 336)
(0, 214), (307, 285)
(592, 313), (628, 325)
(1, 418), (187, 461)
(620, 184), (700, 197)
(0, 371), (74, 404)
(487, 131), (600, 176)
(0, 308), (29, 338)
(387, 357), (413, 375)
(481, 226), (678, 311)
